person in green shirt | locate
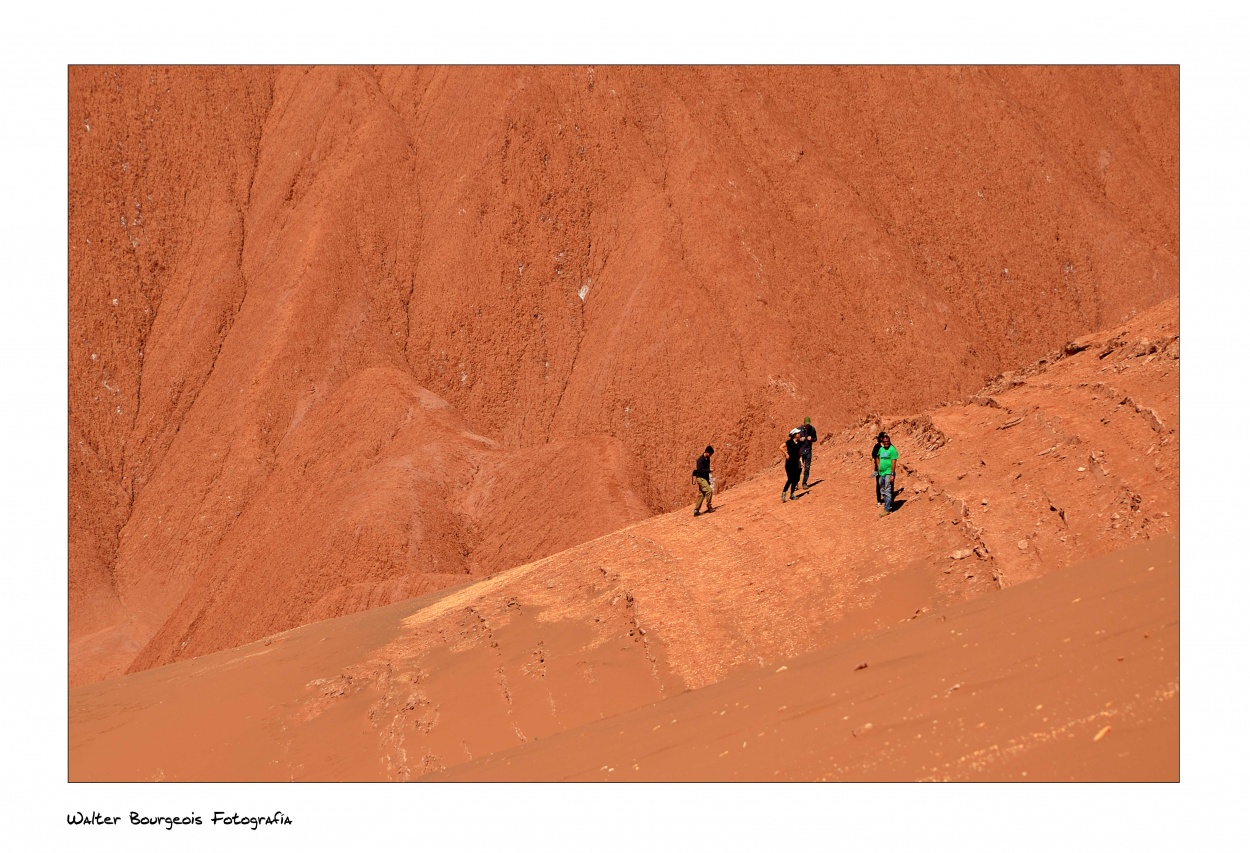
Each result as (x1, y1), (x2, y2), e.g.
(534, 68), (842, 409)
(875, 433), (898, 516)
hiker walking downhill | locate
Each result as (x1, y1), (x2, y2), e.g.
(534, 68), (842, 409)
(798, 416), (817, 487)
(781, 428), (803, 502)
(875, 433), (899, 516)
(693, 445), (715, 516)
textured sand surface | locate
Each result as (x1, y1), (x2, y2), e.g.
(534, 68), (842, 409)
(69, 298), (1178, 781)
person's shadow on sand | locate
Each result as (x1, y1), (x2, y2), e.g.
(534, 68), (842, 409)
(803, 479), (823, 489)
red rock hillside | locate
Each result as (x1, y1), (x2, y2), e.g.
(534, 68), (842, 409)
(69, 297), (1179, 781)
(68, 66), (1177, 686)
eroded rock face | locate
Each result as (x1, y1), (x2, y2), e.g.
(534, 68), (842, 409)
(68, 300), (1180, 782)
(69, 66), (1177, 685)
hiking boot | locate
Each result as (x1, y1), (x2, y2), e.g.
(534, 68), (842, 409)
(693, 509), (701, 517)
(879, 509), (890, 517)
(781, 492), (788, 502)
(705, 506), (715, 513)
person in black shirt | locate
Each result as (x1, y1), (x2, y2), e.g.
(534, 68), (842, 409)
(798, 417), (817, 487)
(692, 445), (715, 516)
(781, 429), (803, 502)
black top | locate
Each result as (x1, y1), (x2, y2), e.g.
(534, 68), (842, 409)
(784, 437), (802, 464)
(694, 453), (712, 481)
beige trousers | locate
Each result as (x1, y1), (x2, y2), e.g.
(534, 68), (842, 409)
(694, 477), (713, 511)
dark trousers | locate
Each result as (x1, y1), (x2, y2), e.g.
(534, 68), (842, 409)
(784, 463), (801, 495)
(800, 452), (811, 484)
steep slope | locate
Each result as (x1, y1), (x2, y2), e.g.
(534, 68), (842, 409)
(429, 534), (1178, 782)
(69, 66), (1178, 685)
(68, 300), (1178, 781)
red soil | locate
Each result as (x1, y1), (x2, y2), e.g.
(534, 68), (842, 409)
(69, 298), (1178, 781)
(68, 66), (1178, 689)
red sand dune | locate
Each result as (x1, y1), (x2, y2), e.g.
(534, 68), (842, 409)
(69, 298), (1178, 781)
(69, 66), (1177, 693)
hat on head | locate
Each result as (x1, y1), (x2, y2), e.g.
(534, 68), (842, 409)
(877, 431), (887, 440)
(804, 417), (811, 424)
(790, 428), (800, 435)
(705, 445), (715, 454)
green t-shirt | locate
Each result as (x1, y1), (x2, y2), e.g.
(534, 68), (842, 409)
(877, 444), (898, 475)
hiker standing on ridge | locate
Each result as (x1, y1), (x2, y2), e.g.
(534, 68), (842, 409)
(876, 433), (899, 516)
(798, 416), (817, 488)
(781, 429), (803, 502)
(871, 431), (886, 505)
(693, 445), (715, 516)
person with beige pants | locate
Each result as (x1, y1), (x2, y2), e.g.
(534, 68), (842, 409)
(692, 445), (715, 516)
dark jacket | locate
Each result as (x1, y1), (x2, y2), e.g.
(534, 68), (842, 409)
(799, 424), (816, 456)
